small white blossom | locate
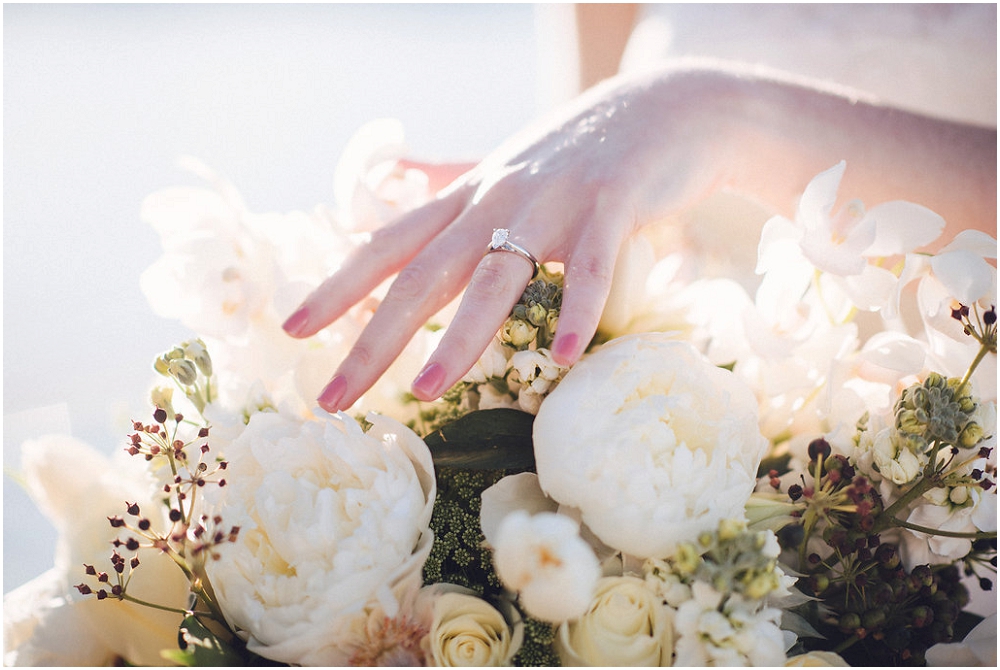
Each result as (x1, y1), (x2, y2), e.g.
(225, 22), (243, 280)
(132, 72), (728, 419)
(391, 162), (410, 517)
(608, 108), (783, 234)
(492, 511), (600, 623)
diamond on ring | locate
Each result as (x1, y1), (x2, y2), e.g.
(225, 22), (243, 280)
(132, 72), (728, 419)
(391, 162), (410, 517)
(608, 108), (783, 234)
(486, 228), (540, 279)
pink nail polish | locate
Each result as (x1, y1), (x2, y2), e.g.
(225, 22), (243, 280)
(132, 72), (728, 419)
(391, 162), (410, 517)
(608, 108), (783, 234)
(412, 362), (446, 400)
(282, 306), (310, 337)
(553, 332), (580, 364)
(318, 375), (348, 411)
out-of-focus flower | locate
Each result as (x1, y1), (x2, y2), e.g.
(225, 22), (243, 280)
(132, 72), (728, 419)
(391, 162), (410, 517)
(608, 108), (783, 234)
(332, 118), (433, 233)
(673, 582), (787, 666)
(3, 435), (189, 666)
(427, 590), (523, 667)
(925, 613), (997, 667)
(203, 410), (435, 665)
(3, 568), (116, 666)
(462, 338), (511, 384)
(534, 334), (767, 558)
(784, 650), (851, 666)
(556, 576), (675, 666)
(491, 511), (600, 624)
(508, 348), (568, 414)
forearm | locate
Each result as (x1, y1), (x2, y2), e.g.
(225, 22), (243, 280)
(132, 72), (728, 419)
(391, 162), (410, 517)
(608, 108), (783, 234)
(620, 62), (996, 241)
(725, 71), (997, 239)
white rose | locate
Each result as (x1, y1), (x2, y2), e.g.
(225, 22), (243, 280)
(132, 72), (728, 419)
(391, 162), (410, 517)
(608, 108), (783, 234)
(785, 650), (851, 666)
(4, 435), (190, 666)
(203, 410), (435, 665)
(556, 575), (674, 666)
(491, 511), (600, 623)
(428, 591), (523, 666)
(534, 334), (768, 558)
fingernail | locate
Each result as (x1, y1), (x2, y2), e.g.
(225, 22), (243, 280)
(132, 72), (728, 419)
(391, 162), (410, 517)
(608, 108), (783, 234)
(282, 306), (310, 337)
(552, 332), (580, 364)
(412, 362), (446, 400)
(318, 375), (348, 411)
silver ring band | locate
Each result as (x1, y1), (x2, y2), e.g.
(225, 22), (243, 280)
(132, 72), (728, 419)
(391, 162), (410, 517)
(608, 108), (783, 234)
(485, 228), (540, 278)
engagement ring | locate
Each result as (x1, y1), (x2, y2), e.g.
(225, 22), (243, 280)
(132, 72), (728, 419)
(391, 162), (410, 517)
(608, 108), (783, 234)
(486, 228), (540, 278)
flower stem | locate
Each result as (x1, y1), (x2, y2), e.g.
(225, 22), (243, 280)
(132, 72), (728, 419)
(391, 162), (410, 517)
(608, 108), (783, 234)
(891, 519), (997, 540)
(961, 342), (992, 387)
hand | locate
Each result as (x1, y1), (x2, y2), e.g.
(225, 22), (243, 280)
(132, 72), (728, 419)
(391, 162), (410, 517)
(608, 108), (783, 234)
(283, 62), (996, 414)
(283, 70), (724, 413)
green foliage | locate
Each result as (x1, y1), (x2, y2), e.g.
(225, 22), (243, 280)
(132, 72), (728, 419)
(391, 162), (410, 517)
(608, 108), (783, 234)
(162, 615), (281, 666)
(422, 409), (536, 599)
(513, 616), (561, 667)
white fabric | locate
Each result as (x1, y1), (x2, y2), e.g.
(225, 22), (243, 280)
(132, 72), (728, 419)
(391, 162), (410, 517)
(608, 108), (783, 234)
(621, 4), (996, 126)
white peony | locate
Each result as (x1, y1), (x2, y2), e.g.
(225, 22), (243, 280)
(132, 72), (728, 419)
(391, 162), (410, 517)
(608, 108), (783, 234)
(203, 409), (435, 665)
(556, 575), (675, 666)
(534, 334), (768, 558)
(491, 511), (601, 624)
(3, 435), (190, 666)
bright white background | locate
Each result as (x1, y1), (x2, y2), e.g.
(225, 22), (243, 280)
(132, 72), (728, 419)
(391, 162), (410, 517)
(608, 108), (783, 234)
(4, 3), (553, 593)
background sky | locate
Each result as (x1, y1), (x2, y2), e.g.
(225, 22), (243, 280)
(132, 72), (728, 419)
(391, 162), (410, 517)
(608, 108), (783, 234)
(4, 3), (550, 593)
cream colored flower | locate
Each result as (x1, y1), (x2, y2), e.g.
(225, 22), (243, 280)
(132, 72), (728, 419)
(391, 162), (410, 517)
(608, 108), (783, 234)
(428, 591), (523, 666)
(785, 650), (851, 666)
(534, 334), (767, 558)
(203, 410), (435, 665)
(492, 511), (600, 624)
(556, 575), (674, 666)
(4, 435), (189, 666)
(870, 427), (924, 485)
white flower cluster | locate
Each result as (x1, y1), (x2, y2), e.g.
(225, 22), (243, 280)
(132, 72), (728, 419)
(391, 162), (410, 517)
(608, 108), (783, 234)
(140, 120), (444, 422)
(463, 340), (570, 415)
(480, 336), (792, 665)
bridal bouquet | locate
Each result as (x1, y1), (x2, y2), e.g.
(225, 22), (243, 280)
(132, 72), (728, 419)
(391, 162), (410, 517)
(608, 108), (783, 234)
(5, 120), (996, 667)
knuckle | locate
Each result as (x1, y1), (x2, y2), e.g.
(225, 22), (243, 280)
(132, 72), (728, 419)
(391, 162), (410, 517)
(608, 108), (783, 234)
(471, 260), (515, 296)
(347, 341), (377, 370)
(388, 264), (433, 303)
(569, 253), (613, 286)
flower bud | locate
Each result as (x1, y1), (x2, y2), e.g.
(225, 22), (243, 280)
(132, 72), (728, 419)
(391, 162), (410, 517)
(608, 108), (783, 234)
(838, 612), (861, 631)
(184, 339), (213, 377)
(949, 486), (971, 506)
(808, 438), (832, 462)
(150, 386), (175, 419)
(862, 608), (886, 629)
(546, 311), (559, 335)
(526, 303), (548, 327)
(501, 318), (537, 348)
(167, 359), (198, 386)
(959, 423), (983, 448)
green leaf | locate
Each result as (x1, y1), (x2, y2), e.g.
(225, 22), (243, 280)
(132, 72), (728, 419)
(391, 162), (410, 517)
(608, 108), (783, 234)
(164, 615), (247, 667)
(424, 408), (536, 471)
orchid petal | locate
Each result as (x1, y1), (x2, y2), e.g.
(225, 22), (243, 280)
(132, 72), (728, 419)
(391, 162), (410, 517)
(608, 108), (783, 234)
(939, 229), (998, 259)
(837, 265), (899, 311)
(796, 161), (845, 232)
(756, 215), (801, 274)
(859, 331), (927, 375)
(884, 253), (932, 320)
(930, 250), (995, 305)
(862, 201), (946, 256)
